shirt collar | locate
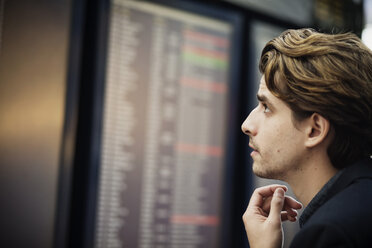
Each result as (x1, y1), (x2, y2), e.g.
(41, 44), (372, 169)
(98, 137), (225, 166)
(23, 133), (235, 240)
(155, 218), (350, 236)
(299, 158), (372, 228)
(299, 169), (343, 228)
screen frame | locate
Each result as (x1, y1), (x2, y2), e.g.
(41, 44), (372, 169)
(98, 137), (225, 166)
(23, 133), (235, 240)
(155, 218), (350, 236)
(56, 0), (245, 247)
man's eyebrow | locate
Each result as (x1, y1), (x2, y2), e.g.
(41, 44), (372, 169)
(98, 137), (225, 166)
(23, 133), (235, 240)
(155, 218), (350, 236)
(257, 93), (275, 108)
(257, 94), (268, 103)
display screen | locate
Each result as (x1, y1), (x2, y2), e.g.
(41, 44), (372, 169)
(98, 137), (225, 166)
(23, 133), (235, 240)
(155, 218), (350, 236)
(94, 0), (240, 247)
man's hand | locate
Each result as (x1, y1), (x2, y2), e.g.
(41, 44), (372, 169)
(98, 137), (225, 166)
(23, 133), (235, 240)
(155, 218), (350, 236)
(243, 184), (302, 248)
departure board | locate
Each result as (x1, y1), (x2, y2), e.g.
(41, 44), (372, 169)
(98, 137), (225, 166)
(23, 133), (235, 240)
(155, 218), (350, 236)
(94, 0), (236, 247)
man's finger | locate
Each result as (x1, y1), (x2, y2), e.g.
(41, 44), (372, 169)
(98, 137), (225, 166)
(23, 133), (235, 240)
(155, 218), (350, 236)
(284, 196), (303, 209)
(284, 205), (298, 218)
(281, 211), (297, 222)
(263, 196), (302, 214)
(249, 184), (288, 207)
(281, 212), (289, 222)
(268, 188), (285, 223)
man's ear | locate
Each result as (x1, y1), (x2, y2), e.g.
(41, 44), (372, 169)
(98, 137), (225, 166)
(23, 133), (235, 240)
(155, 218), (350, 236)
(304, 113), (331, 148)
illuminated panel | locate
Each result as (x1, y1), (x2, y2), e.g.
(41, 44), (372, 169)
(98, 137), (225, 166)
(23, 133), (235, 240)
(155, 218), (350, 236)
(94, 1), (233, 247)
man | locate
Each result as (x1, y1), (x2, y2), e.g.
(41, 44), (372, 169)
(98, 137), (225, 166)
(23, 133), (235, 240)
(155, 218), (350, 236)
(241, 28), (372, 248)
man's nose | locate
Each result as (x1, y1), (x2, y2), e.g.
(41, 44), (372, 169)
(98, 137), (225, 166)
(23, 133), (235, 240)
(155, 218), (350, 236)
(241, 112), (256, 136)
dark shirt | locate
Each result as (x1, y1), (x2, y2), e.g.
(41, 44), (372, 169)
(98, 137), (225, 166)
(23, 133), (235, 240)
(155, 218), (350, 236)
(290, 158), (372, 248)
(299, 169), (343, 228)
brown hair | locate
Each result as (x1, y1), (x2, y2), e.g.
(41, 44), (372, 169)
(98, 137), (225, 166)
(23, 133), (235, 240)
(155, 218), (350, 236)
(259, 28), (372, 169)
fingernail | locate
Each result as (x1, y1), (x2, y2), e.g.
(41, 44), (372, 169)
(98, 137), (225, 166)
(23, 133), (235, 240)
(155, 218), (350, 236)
(275, 188), (284, 197)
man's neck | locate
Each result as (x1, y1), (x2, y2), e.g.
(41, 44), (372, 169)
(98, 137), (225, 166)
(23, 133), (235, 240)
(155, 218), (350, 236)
(286, 154), (339, 207)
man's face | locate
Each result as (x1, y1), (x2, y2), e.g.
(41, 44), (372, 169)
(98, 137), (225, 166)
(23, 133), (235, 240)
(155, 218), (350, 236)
(241, 76), (307, 180)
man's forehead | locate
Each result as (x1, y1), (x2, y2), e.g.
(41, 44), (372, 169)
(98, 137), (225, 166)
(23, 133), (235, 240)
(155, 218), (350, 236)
(257, 76), (283, 106)
(258, 76), (269, 94)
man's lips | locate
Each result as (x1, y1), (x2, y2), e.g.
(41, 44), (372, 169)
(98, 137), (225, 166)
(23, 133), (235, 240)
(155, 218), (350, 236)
(249, 143), (258, 152)
(249, 143), (260, 157)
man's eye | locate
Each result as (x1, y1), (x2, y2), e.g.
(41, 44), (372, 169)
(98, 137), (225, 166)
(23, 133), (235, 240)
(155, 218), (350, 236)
(263, 103), (270, 113)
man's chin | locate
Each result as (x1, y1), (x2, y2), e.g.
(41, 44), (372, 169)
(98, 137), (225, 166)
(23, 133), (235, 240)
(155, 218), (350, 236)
(253, 170), (270, 179)
(252, 164), (277, 179)
(252, 165), (267, 178)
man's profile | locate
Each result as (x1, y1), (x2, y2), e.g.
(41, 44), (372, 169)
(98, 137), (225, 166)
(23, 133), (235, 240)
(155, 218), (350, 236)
(241, 28), (372, 247)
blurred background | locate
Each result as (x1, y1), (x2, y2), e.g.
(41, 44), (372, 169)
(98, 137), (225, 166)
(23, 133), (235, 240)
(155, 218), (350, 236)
(0, 0), (369, 247)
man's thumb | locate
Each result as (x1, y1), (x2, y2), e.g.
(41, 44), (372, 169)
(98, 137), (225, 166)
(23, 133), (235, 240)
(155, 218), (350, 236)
(268, 188), (285, 222)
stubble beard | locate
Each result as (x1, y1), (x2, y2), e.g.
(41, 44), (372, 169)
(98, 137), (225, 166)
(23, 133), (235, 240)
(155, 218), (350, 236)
(252, 160), (287, 180)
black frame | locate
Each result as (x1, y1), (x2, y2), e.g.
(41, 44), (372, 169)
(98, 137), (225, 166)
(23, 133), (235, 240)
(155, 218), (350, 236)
(54, 0), (110, 247)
